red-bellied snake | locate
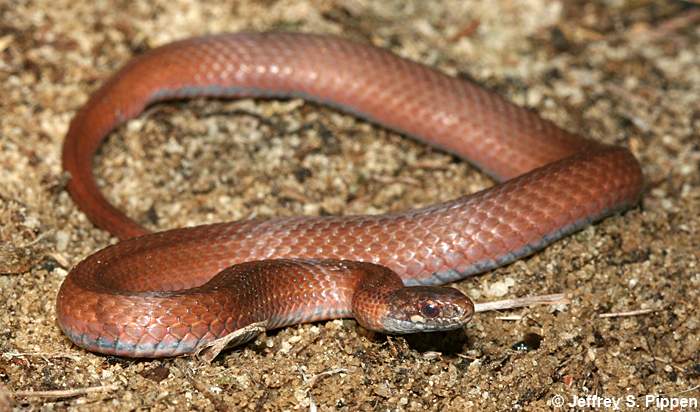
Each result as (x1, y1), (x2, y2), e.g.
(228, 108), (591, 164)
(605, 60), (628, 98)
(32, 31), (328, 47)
(56, 32), (643, 358)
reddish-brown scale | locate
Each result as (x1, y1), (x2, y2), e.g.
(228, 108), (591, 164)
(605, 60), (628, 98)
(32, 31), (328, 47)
(57, 32), (643, 357)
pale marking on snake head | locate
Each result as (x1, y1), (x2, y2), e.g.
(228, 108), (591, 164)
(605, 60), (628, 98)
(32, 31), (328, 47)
(410, 314), (426, 323)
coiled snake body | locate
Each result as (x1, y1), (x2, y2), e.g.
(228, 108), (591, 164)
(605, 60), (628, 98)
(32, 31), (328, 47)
(57, 33), (643, 358)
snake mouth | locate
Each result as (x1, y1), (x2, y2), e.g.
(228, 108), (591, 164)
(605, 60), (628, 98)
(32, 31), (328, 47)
(382, 312), (473, 334)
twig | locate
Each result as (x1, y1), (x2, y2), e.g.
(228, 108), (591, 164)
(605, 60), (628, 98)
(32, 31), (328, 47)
(194, 320), (268, 362)
(652, 357), (685, 372)
(11, 384), (118, 399)
(473, 293), (569, 313)
(598, 308), (655, 318)
(305, 368), (348, 389)
(493, 315), (524, 321)
(177, 361), (228, 412)
(449, 20), (481, 42)
(2, 351), (82, 362)
(673, 385), (699, 395)
(298, 367), (349, 412)
(371, 175), (422, 186)
(626, 7), (700, 42)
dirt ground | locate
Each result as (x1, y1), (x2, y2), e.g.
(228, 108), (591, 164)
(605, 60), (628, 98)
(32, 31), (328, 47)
(1, 0), (698, 410)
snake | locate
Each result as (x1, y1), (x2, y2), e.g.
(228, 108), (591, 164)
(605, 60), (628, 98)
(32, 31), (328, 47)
(56, 32), (643, 358)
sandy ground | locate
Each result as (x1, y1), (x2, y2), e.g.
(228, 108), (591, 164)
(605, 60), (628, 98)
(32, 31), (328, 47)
(1, 0), (698, 410)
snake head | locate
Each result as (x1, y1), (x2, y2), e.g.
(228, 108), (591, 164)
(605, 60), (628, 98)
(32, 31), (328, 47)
(381, 286), (474, 334)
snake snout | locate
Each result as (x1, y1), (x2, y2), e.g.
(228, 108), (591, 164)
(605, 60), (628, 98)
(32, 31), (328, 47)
(381, 286), (474, 334)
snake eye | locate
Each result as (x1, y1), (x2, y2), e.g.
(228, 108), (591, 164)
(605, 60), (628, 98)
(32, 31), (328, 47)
(420, 301), (440, 318)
